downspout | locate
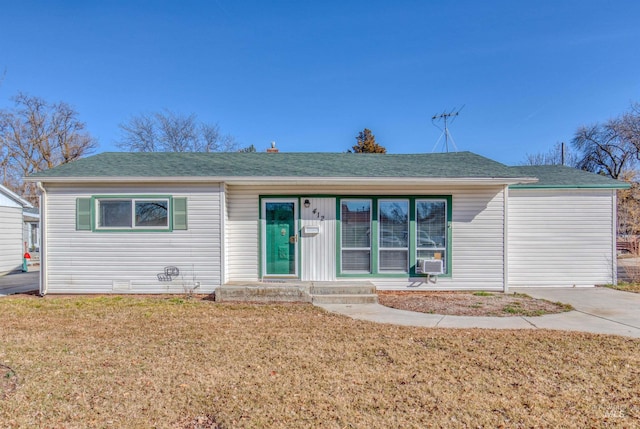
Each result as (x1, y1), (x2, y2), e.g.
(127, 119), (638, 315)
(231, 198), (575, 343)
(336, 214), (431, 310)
(503, 185), (509, 293)
(612, 189), (618, 286)
(220, 183), (226, 287)
(36, 182), (48, 296)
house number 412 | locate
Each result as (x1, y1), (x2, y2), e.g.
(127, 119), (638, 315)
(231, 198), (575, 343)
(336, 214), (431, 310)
(312, 208), (325, 221)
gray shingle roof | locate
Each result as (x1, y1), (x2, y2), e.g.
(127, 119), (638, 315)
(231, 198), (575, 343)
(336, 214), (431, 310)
(26, 151), (627, 189)
(28, 151), (526, 179)
(509, 165), (629, 189)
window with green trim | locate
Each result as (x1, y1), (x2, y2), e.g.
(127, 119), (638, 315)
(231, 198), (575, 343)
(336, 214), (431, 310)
(338, 196), (450, 276)
(341, 199), (372, 273)
(378, 199), (409, 273)
(416, 199), (447, 274)
(97, 198), (169, 230)
(76, 196), (188, 232)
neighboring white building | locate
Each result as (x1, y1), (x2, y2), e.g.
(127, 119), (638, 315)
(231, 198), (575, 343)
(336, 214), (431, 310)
(25, 152), (628, 295)
(0, 184), (33, 275)
(23, 207), (40, 252)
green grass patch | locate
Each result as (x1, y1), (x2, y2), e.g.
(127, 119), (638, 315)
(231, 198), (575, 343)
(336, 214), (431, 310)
(502, 305), (521, 314)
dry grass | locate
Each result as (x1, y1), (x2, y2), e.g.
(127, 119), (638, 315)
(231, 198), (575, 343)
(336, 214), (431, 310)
(604, 282), (640, 293)
(1, 296), (639, 428)
(378, 291), (573, 317)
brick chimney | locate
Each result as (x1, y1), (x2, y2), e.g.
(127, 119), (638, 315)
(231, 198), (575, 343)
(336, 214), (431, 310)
(266, 141), (279, 153)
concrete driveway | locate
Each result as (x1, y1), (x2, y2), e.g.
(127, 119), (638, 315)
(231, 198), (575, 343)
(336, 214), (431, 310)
(317, 287), (640, 338)
(512, 287), (640, 338)
(0, 270), (39, 296)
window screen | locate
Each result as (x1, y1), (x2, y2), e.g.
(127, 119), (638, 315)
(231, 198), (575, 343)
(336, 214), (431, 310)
(135, 200), (168, 227)
(379, 200), (409, 272)
(98, 200), (132, 228)
(341, 199), (371, 273)
(416, 199), (447, 273)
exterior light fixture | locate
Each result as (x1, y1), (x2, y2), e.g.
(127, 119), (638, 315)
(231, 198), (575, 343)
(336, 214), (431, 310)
(303, 199), (310, 208)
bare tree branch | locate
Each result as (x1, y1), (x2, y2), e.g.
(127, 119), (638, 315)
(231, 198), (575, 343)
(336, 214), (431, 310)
(522, 142), (579, 166)
(117, 113), (158, 152)
(619, 103), (640, 162)
(571, 116), (637, 179)
(117, 110), (238, 153)
(0, 92), (97, 204)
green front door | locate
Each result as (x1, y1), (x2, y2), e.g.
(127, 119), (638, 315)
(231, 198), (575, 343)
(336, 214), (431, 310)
(264, 200), (297, 276)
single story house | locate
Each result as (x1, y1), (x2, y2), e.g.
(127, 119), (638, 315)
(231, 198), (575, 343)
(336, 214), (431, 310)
(0, 184), (34, 275)
(25, 151), (628, 296)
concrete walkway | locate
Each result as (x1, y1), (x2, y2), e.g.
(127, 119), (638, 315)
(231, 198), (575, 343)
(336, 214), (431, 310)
(316, 287), (640, 338)
(0, 270), (39, 296)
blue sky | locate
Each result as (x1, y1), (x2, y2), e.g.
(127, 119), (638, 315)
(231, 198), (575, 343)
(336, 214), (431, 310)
(1, 0), (639, 165)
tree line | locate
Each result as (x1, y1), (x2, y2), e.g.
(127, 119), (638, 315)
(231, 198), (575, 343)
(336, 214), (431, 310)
(0, 93), (244, 204)
(2, 90), (639, 214)
(0, 91), (387, 204)
(0, 93), (98, 204)
(523, 104), (640, 237)
(523, 103), (640, 180)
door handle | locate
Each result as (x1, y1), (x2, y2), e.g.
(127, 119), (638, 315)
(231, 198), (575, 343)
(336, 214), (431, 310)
(289, 234), (298, 244)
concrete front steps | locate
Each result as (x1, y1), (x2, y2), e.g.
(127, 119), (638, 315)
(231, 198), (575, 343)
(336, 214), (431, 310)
(310, 282), (377, 304)
(216, 281), (312, 303)
(216, 280), (377, 304)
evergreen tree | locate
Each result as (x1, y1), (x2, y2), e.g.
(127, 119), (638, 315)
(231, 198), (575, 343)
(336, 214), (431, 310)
(350, 128), (386, 153)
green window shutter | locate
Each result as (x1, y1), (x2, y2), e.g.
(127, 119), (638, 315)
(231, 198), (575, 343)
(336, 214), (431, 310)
(76, 198), (92, 231)
(173, 197), (188, 230)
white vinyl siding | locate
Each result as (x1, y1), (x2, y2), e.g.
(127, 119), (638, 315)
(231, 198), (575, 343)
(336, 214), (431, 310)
(300, 198), (336, 281)
(225, 185), (260, 281)
(0, 206), (23, 274)
(226, 184), (506, 290)
(508, 188), (616, 287)
(43, 183), (222, 293)
(440, 187), (505, 290)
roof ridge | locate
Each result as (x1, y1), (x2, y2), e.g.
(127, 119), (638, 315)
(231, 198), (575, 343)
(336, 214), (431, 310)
(25, 151), (529, 182)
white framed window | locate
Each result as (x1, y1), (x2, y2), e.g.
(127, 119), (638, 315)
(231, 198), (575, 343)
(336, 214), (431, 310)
(416, 199), (447, 274)
(341, 199), (372, 273)
(96, 198), (169, 230)
(378, 199), (409, 273)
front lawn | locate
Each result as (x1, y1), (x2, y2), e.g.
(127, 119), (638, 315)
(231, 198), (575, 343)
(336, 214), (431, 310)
(1, 296), (639, 428)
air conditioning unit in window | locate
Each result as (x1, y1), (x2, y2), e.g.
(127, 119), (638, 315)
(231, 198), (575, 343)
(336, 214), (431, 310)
(416, 259), (443, 283)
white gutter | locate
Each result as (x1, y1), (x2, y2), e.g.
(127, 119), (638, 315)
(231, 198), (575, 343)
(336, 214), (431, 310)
(36, 182), (47, 296)
(503, 185), (509, 293)
(612, 189), (618, 286)
(25, 176), (540, 186)
(220, 184), (226, 286)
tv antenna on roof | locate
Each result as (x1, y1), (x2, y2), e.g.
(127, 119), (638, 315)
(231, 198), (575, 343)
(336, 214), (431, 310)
(431, 105), (464, 153)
